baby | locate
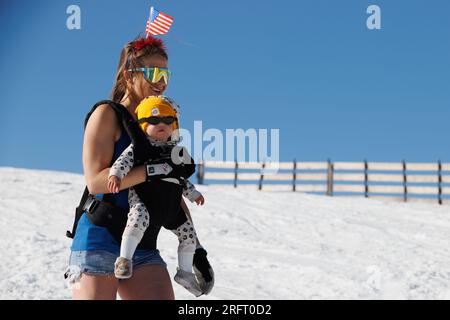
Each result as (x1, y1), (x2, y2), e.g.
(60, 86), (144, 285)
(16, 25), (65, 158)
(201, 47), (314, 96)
(108, 95), (205, 296)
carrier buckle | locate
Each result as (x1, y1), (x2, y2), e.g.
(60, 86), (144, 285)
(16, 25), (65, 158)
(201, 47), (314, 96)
(84, 195), (99, 214)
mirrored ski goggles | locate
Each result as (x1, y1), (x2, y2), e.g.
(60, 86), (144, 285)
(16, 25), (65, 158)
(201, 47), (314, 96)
(128, 67), (171, 85)
(138, 116), (177, 126)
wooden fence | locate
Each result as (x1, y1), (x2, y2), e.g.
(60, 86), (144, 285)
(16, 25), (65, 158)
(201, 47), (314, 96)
(196, 160), (450, 205)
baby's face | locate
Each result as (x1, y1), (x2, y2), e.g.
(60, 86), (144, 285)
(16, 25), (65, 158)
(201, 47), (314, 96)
(145, 121), (174, 142)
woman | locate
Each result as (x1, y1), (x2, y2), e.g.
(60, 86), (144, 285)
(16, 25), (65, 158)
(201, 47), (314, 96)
(66, 36), (212, 300)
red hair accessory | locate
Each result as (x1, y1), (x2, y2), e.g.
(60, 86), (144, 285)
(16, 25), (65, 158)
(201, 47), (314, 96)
(133, 36), (166, 51)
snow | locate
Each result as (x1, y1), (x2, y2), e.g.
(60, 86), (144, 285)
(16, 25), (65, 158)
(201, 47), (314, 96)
(1, 167), (450, 300)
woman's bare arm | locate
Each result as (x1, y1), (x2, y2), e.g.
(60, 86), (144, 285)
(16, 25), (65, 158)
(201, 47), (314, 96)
(83, 104), (146, 194)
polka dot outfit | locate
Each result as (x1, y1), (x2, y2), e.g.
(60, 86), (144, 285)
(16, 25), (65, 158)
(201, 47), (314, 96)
(171, 219), (197, 247)
(122, 189), (150, 238)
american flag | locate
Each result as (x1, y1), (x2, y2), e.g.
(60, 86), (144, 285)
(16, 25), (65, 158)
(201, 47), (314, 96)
(145, 7), (174, 36)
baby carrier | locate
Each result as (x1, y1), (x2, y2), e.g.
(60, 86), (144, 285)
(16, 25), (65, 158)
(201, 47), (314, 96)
(66, 100), (195, 249)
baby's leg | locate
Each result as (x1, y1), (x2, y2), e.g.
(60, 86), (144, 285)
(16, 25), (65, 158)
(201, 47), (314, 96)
(170, 219), (197, 273)
(121, 189), (150, 260)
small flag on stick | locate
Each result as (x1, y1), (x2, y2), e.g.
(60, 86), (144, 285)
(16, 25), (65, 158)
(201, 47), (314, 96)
(146, 7), (174, 36)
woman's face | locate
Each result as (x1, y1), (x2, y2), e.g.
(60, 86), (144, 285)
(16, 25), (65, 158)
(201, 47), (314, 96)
(129, 54), (168, 100)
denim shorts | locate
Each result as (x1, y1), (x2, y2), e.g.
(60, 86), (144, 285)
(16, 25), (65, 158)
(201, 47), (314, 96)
(65, 249), (166, 284)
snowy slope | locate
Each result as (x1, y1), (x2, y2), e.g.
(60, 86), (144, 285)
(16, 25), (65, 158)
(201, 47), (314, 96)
(0, 167), (450, 300)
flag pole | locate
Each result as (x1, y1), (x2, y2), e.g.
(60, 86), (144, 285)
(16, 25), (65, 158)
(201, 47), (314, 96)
(146, 6), (154, 38)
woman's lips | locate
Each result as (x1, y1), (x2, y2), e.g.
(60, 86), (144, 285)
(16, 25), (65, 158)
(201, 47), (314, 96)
(150, 85), (163, 94)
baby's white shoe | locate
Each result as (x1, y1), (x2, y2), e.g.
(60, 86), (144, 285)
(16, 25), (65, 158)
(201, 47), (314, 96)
(174, 268), (203, 297)
(114, 257), (133, 279)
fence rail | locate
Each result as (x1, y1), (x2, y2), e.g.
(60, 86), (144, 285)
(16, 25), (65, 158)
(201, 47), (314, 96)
(197, 160), (450, 205)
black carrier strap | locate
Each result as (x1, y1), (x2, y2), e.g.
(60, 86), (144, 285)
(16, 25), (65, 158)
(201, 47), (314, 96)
(66, 187), (89, 239)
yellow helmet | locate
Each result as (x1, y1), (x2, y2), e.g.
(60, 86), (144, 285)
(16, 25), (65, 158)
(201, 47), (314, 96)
(135, 95), (179, 133)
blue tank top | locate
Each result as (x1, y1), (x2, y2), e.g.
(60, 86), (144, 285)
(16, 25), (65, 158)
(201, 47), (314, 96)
(71, 129), (148, 254)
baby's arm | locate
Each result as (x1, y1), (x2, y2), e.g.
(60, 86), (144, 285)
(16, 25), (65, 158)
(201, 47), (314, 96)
(183, 179), (205, 205)
(108, 144), (135, 193)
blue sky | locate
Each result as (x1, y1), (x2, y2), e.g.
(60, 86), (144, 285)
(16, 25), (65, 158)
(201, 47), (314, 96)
(0, 0), (449, 174)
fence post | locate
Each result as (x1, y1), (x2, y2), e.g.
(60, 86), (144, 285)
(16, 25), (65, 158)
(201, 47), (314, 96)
(364, 159), (369, 198)
(293, 159), (297, 192)
(197, 161), (204, 185)
(259, 162), (265, 191)
(402, 160), (408, 202)
(234, 160), (238, 188)
(438, 160), (442, 205)
(326, 159), (334, 196)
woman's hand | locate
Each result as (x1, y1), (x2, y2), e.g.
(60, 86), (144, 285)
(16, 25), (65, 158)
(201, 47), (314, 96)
(194, 195), (205, 206)
(108, 175), (121, 194)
